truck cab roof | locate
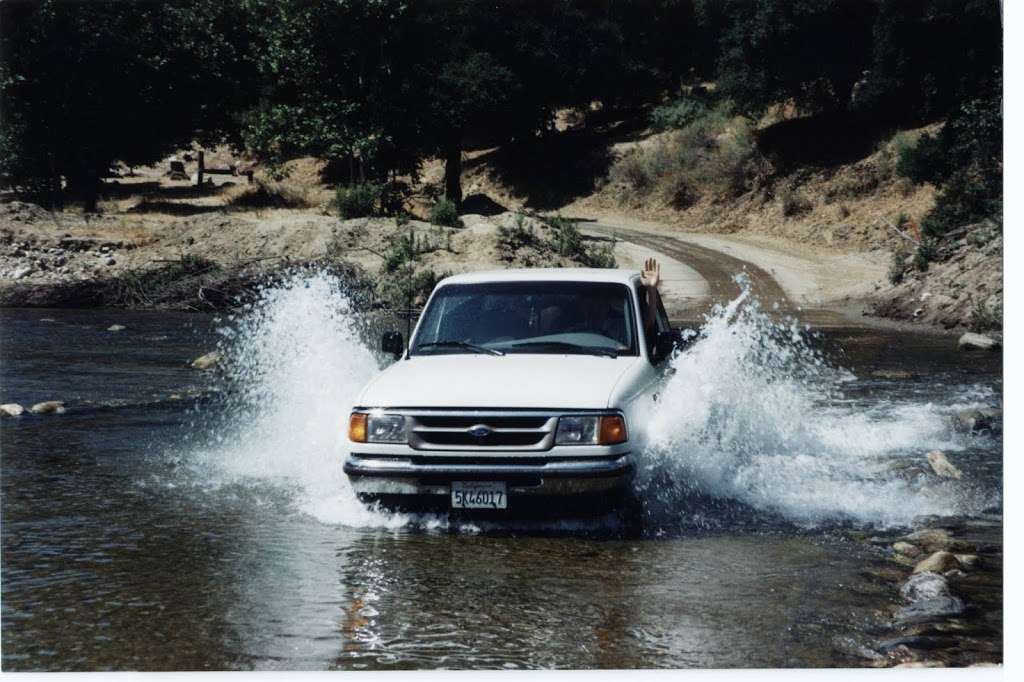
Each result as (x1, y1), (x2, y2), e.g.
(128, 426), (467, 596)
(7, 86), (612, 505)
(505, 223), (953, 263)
(439, 268), (641, 287)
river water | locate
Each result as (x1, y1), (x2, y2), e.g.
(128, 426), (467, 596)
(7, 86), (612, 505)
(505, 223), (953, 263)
(0, 273), (1002, 670)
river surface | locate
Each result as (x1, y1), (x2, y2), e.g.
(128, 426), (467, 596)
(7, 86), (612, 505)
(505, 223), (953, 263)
(0, 274), (1002, 670)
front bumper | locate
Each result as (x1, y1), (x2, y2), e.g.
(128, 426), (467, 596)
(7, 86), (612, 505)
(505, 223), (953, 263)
(343, 452), (634, 499)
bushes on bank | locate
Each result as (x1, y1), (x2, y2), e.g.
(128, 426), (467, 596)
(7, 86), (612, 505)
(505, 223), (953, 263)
(429, 198), (461, 227)
(610, 102), (767, 207)
(895, 89), (1002, 238)
(335, 183), (381, 218)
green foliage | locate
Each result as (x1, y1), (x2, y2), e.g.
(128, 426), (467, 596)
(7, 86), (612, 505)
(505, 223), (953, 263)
(969, 298), (1001, 333)
(650, 98), (708, 131)
(382, 229), (449, 272)
(697, 0), (875, 115)
(856, 0), (1001, 119)
(967, 225), (997, 249)
(230, 179), (309, 209)
(544, 216), (582, 258)
(429, 198), (462, 228)
(585, 240), (618, 269)
(888, 250), (907, 285)
(779, 189), (812, 217)
(894, 132), (945, 185)
(611, 102), (766, 205)
(377, 268), (448, 308)
(542, 216), (616, 268)
(895, 90), (1003, 238)
(496, 213), (541, 250)
(109, 255), (221, 305)
(913, 238), (937, 272)
(921, 91), (999, 236)
(0, 0), (252, 207)
(335, 183), (381, 219)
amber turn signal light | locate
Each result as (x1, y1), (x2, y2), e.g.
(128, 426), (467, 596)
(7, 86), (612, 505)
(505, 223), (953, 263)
(348, 412), (368, 443)
(598, 415), (627, 445)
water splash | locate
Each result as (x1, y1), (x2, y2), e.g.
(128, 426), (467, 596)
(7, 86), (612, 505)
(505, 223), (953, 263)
(640, 275), (991, 528)
(180, 271), (405, 528)
(178, 271), (994, 531)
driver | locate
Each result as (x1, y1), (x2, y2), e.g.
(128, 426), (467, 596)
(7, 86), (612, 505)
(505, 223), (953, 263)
(558, 257), (662, 347)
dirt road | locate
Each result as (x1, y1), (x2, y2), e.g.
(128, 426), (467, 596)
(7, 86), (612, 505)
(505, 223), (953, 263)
(584, 219), (889, 329)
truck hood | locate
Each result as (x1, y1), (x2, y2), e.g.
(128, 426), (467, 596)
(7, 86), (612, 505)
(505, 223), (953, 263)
(356, 354), (641, 410)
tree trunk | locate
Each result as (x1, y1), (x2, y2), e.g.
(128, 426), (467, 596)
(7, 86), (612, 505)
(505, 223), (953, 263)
(443, 137), (462, 209)
(68, 172), (100, 213)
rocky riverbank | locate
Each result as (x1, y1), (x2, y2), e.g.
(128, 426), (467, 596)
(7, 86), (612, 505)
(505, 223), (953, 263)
(848, 515), (1003, 668)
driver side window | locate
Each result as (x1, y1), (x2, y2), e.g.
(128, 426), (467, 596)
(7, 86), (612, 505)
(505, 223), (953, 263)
(636, 284), (671, 362)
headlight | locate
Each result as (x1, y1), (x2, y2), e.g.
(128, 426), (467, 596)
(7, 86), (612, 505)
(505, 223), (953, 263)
(555, 415), (627, 445)
(348, 412), (407, 443)
(555, 416), (598, 444)
(367, 413), (407, 443)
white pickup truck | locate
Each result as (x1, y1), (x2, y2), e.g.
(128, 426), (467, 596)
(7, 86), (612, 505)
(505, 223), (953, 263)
(344, 267), (686, 515)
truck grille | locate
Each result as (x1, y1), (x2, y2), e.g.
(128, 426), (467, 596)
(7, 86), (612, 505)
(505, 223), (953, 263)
(407, 412), (558, 451)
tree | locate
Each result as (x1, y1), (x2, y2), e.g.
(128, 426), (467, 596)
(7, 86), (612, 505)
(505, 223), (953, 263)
(696, 0), (876, 115)
(0, 0), (251, 209)
(241, 0), (630, 208)
(855, 0), (1002, 121)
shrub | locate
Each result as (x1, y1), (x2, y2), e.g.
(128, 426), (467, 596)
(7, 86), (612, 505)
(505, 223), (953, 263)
(108, 255), (221, 305)
(335, 183), (380, 218)
(650, 97), (708, 131)
(542, 215), (616, 268)
(377, 267), (448, 308)
(913, 238), (936, 272)
(894, 132), (945, 185)
(900, 91), (1002, 238)
(609, 150), (654, 193)
(382, 230), (446, 272)
(429, 198), (461, 227)
(231, 179), (309, 209)
(585, 239), (617, 268)
(497, 213), (540, 250)
(780, 188), (812, 217)
(546, 215), (584, 258)
(969, 298), (1001, 333)
(888, 249), (907, 285)
(967, 225), (997, 248)
(609, 101), (767, 206)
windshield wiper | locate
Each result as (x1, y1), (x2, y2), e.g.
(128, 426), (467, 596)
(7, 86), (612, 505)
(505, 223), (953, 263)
(504, 341), (619, 358)
(415, 341), (505, 356)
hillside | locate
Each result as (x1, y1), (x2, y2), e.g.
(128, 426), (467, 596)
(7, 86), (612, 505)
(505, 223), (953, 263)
(0, 114), (1002, 333)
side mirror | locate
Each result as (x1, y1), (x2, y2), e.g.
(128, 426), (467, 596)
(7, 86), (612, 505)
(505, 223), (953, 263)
(655, 328), (697, 361)
(655, 330), (677, 361)
(381, 331), (404, 359)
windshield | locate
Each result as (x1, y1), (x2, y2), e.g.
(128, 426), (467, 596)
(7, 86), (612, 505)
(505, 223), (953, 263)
(410, 280), (638, 357)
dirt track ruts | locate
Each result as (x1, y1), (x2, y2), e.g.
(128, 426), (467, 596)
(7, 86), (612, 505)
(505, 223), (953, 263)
(587, 221), (853, 327)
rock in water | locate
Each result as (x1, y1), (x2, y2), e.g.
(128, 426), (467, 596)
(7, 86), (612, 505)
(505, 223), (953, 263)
(1, 403), (25, 418)
(954, 554), (981, 570)
(107, 324), (126, 332)
(926, 450), (963, 479)
(957, 332), (1000, 351)
(29, 400), (66, 415)
(191, 350), (223, 370)
(913, 551), (961, 574)
(893, 541), (922, 557)
(902, 528), (951, 552)
(951, 408), (1002, 433)
(895, 596), (965, 623)
(900, 572), (951, 601)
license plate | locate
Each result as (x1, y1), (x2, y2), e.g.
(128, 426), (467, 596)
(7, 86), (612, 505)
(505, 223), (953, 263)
(451, 481), (507, 509)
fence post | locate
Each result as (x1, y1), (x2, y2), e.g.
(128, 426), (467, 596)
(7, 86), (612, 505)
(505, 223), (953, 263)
(197, 151), (205, 187)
